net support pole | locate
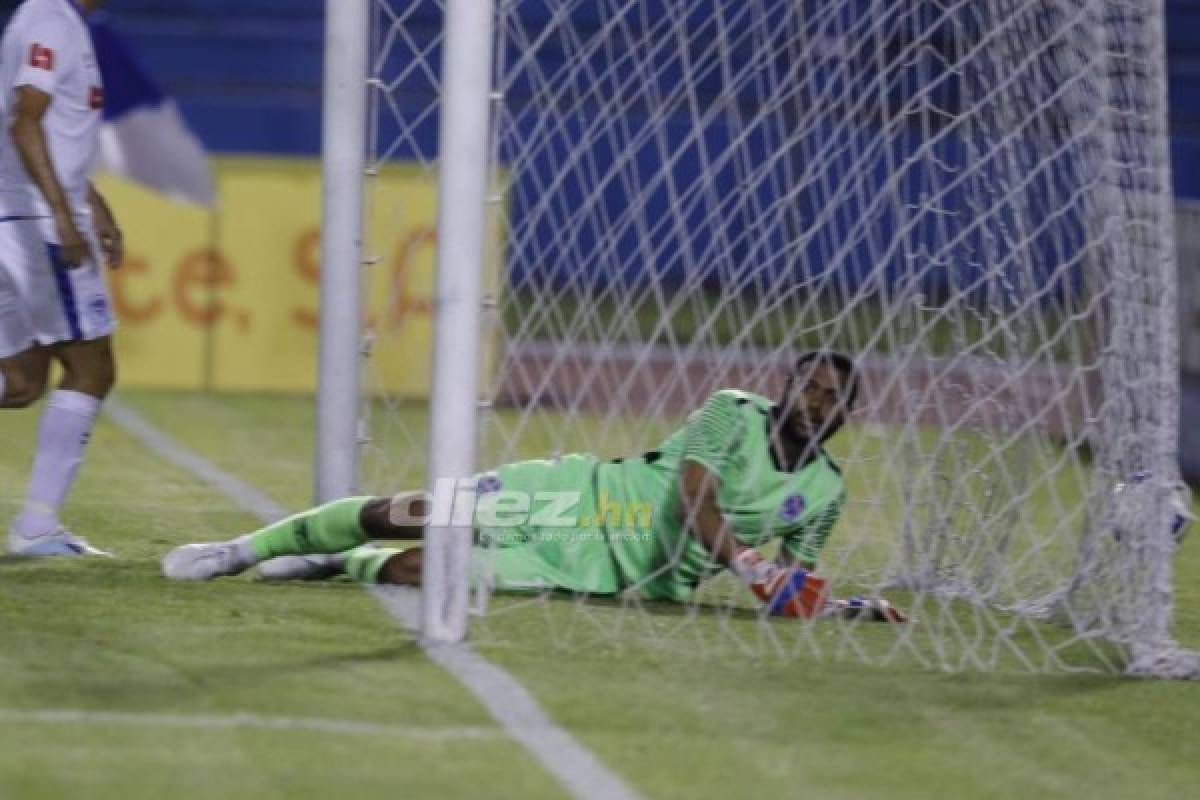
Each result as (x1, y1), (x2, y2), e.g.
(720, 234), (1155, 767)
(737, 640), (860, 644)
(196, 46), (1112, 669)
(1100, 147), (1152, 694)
(423, 0), (495, 642)
(315, 0), (369, 503)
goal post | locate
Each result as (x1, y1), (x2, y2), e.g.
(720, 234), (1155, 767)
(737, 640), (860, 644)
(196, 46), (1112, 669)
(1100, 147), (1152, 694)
(336, 0), (1194, 676)
(315, 0), (369, 504)
(421, 0), (495, 643)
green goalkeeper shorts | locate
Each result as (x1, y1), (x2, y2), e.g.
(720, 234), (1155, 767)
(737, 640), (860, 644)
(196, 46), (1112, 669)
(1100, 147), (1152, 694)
(469, 453), (622, 594)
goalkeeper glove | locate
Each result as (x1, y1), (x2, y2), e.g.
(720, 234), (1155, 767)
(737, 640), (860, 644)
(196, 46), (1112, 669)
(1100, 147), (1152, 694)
(732, 548), (829, 618)
(824, 595), (910, 624)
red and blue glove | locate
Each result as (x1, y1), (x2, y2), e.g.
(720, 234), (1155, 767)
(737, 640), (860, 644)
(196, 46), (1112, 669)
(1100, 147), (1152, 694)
(732, 548), (829, 618)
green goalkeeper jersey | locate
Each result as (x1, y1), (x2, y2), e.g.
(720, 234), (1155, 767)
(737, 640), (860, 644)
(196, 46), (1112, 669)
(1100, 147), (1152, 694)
(595, 389), (846, 601)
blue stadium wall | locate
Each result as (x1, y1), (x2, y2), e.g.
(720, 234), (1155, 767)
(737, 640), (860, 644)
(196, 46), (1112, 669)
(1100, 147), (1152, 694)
(2, 2), (1196, 287)
(67, 1), (1192, 299)
(86, 0), (1200, 199)
(0, 0), (1194, 304)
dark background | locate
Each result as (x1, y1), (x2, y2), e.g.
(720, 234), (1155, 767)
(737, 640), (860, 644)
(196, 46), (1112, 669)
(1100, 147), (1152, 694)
(2, 0), (1198, 479)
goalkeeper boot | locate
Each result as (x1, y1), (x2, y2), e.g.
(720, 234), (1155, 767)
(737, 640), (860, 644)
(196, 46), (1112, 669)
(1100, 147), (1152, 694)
(162, 537), (255, 581)
(256, 554), (345, 582)
(7, 526), (112, 557)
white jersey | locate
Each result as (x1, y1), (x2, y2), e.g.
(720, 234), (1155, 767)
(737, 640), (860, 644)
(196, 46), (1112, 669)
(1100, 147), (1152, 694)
(0, 0), (102, 217)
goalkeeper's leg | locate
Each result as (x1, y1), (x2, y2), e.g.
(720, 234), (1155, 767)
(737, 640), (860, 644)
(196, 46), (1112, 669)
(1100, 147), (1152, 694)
(253, 541), (614, 592)
(161, 495), (423, 581)
(255, 545), (422, 585)
(298, 544), (596, 591)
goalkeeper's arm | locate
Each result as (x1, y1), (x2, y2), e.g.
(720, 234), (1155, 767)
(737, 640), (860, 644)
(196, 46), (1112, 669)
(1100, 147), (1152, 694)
(679, 459), (827, 617)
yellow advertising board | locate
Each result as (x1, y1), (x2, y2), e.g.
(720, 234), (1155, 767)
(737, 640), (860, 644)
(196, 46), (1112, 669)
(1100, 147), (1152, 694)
(94, 157), (496, 395)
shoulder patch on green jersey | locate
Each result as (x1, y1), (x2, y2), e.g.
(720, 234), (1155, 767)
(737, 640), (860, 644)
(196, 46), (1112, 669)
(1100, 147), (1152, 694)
(710, 388), (771, 412)
(681, 389), (765, 476)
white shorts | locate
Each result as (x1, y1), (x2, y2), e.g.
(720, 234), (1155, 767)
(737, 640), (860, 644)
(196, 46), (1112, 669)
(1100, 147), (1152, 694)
(0, 215), (115, 358)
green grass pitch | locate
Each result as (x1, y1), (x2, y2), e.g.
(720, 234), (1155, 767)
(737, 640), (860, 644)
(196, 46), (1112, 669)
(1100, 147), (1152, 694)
(2, 391), (1198, 799)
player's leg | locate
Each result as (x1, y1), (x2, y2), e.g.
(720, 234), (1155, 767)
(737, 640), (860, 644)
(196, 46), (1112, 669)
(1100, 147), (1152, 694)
(165, 456), (611, 588)
(252, 543), (390, 582)
(262, 544), (546, 589)
(252, 542), (595, 590)
(3, 217), (115, 556)
(253, 552), (347, 581)
(253, 542), (594, 590)
(252, 492), (432, 580)
(7, 337), (114, 555)
(361, 536), (622, 591)
(365, 546), (421, 585)
(0, 232), (53, 408)
(256, 545), (421, 584)
(162, 494), (425, 580)
(170, 455), (614, 590)
(0, 347), (52, 409)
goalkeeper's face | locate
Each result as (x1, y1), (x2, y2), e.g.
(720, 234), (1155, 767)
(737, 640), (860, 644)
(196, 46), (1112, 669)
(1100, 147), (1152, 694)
(781, 361), (851, 445)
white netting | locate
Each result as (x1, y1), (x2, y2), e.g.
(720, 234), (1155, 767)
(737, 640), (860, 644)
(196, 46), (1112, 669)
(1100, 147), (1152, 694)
(360, 0), (1191, 676)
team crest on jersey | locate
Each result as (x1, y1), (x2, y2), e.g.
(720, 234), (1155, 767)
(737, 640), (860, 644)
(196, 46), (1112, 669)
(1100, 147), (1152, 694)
(779, 493), (806, 522)
(476, 474), (502, 494)
(87, 295), (111, 327)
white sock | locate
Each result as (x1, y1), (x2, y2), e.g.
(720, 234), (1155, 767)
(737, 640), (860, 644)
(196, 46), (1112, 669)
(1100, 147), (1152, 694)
(10, 389), (103, 538)
(233, 534), (259, 567)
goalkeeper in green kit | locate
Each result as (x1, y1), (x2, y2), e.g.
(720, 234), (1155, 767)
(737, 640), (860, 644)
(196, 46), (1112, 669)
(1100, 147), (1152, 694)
(163, 351), (906, 622)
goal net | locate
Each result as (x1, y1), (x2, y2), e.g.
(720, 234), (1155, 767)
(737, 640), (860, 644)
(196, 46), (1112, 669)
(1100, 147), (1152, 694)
(356, 0), (1192, 676)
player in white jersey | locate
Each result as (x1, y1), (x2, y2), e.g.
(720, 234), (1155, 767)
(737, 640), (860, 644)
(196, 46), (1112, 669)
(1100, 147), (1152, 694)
(0, 0), (121, 556)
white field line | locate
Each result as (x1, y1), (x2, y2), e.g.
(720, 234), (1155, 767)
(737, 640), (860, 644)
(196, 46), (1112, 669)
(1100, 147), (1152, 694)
(104, 396), (641, 800)
(104, 399), (288, 524)
(372, 587), (642, 800)
(0, 709), (496, 742)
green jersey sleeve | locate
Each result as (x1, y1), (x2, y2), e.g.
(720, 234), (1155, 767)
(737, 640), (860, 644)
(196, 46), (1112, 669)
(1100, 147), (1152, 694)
(782, 490), (844, 565)
(681, 391), (743, 475)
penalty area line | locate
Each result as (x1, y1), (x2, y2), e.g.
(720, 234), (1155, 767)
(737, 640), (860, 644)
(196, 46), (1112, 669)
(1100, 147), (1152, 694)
(0, 709), (496, 742)
(104, 396), (641, 800)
